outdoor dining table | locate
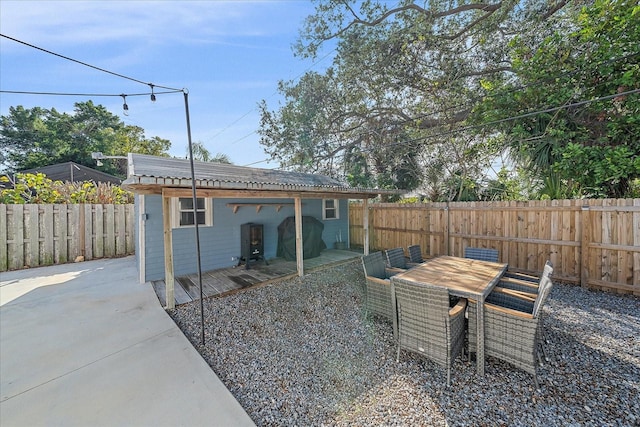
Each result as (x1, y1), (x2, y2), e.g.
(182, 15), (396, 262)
(390, 255), (508, 376)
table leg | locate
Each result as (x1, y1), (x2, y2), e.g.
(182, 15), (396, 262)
(476, 298), (485, 375)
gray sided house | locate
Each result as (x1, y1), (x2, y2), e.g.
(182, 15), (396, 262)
(122, 154), (402, 303)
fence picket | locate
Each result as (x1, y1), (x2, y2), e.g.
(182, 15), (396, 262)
(94, 204), (104, 258)
(42, 205), (54, 265)
(27, 205), (39, 268)
(69, 205), (80, 260)
(116, 205), (126, 255)
(11, 205), (24, 270)
(83, 204), (93, 260)
(56, 204), (69, 264)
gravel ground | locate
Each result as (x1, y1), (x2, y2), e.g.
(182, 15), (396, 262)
(169, 260), (640, 426)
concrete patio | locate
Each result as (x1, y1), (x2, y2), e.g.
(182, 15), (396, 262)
(0, 256), (255, 426)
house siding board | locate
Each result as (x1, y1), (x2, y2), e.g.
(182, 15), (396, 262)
(134, 195), (140, 268)
(141, 195), (350, 280)
(142, 195), (167, 281)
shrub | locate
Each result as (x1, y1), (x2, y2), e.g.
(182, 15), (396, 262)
(0, 173), (134, 204)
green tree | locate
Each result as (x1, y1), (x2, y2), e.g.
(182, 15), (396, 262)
(473, 0), (640, 198)
(1, 101), (172, 177)
(259, 0), (573, 195)
(187, 141), (232, 164)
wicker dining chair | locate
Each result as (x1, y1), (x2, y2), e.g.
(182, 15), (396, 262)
(464, 247), (500, 263)
(467, 271), (554, 388)
(361, 252), (397, 321)
(468, 268), (554, 351)
(499, 261), (554, 294)
(472, 264), (555, 365)
(407, 244), (424, 266)
(394, 281), (467, 386)
(385, 247), (409, 271)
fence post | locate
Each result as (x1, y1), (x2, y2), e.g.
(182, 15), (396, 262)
(445, 203), (450, 255)
(580, 205), (590, 288)
(362, 198), (369, 255)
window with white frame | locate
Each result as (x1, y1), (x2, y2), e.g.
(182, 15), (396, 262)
(323, 199), (339, 220)
(172, 197), (212, 228)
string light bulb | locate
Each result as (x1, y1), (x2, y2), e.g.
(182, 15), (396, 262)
(121, 94), (129, 116)
(149, 84), (156, 102)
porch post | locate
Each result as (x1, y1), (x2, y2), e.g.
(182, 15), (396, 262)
(295, 196), (304, 276)
(363, 198), (370, 255)
(162, 192), (175, 309)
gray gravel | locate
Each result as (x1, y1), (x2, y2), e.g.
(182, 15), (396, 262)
(169, 260), (640, 426)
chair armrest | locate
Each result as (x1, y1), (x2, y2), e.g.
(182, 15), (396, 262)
(501, 277), (540, 288)
(492, 286), (537, 302)
(485, 302), (535, 319)
(366, 276), (390, 286)
(386, 267), (405, 276)
(504, 271), (539, 282)
(498, 277), (540, 293)
(449, 298), (467, 317)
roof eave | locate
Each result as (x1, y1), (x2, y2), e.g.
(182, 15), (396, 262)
(121, 176), (405, 198)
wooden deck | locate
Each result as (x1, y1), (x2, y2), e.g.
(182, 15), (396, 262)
(151, 248), (363, 307)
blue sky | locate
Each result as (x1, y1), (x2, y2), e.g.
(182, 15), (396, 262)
(0, 0), (332, 168)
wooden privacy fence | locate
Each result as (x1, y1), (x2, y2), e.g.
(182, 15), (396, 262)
(1, 204), (135, 272)
(349, 199), (640, 295)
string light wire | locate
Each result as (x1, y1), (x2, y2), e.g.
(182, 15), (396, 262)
(0, 89), (183, 97)
(0, 33), (181, 92)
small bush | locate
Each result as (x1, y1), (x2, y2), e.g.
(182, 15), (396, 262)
(0, 173), (134, 204)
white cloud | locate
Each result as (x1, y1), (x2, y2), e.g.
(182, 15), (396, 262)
(0, 1), (299, 49)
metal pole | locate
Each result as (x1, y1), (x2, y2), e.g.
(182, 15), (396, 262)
(183, 90), (206, 345)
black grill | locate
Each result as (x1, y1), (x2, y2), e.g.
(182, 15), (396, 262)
(240, 223), (267, 269)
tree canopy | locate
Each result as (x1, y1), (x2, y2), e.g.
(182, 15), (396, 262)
(1, 101), (171, 177)
(474, 0), (640, 198)
(258, 0), (639, 200)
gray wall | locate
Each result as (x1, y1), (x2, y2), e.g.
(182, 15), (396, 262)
(141, 195), (166, 280)
(140, 195), (350, 281)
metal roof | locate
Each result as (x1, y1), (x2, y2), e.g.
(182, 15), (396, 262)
(19, 162), (122, 185)
(122, 153), (404, 198)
